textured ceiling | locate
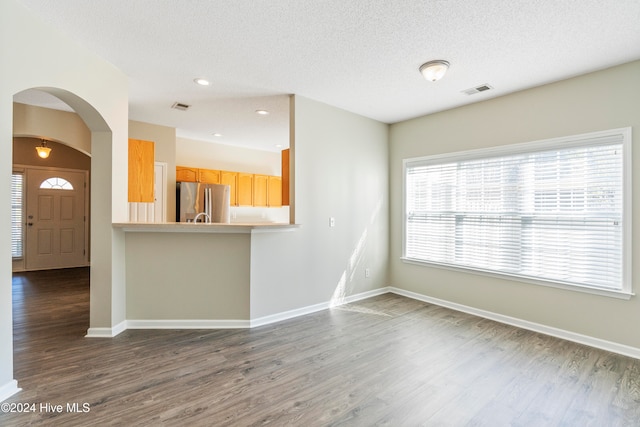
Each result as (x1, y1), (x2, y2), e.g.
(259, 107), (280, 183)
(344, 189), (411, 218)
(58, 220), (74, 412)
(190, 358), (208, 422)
(13, 0), (640, 152)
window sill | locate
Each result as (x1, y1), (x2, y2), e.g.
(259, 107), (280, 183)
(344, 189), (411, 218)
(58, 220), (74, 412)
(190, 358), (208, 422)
(400, 257), (634, 300)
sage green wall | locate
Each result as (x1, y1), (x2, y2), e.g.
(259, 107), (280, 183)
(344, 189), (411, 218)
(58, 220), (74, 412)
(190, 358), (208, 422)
(389, 60), (640, 349)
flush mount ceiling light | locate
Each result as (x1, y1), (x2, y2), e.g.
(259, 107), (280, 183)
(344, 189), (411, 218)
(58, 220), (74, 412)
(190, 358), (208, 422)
(35, 139), (52, 159)
(255, 109), (270, 115)
(193, 77), (210, 86)
(419, 60), (450, 82)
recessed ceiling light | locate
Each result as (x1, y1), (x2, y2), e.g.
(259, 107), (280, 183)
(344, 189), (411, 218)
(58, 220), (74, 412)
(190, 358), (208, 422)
(194, 78), (210, 86)
(255, 109), (270, 115)
(212, 133), (223, 137)
(275, 144), (282, 148)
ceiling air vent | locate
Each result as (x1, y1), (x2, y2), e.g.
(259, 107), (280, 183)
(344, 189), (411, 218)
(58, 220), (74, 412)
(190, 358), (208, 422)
(171, 102), (191, 111)
(462, 84), (493, 96)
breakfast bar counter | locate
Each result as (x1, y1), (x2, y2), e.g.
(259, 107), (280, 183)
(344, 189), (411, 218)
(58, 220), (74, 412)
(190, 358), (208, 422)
(113, 222), (300, 234)
(113, 221), (300, 327)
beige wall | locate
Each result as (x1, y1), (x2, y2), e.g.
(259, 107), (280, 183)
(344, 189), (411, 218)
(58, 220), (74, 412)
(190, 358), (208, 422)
(13, 102), (91, 154)
(177, 136), (282, 176)
(249, 95), (390, 318)
(125, 233), (250, 320)
(13, 136), (91, 170)
(389, 60), (640, 350)
(129, 120), (177, 220)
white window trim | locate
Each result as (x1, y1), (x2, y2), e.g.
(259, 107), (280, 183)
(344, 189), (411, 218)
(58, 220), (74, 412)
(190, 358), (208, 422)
(402, 127), (633, 300)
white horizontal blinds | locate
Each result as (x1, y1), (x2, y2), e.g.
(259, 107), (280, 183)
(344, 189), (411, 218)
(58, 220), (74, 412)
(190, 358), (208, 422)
(405, 134), (624, 290)
(11, 173), (24, 258)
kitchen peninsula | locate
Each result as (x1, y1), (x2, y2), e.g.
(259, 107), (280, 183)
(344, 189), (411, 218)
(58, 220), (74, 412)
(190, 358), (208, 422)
(112, 222), (300, 332)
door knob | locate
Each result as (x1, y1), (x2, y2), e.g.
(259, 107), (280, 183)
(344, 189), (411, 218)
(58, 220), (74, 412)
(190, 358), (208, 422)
(27, 222), (33, 226)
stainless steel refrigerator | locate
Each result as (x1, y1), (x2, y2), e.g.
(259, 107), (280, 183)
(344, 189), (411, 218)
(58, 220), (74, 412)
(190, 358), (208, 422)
(176, 182), (230, 223)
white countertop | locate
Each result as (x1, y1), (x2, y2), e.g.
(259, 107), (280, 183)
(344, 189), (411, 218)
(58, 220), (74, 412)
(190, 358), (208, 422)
(113, 222), (300, 234)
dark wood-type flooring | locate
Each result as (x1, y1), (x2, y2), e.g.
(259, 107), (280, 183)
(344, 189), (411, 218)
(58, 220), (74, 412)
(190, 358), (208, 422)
(3, 268), (640, 426)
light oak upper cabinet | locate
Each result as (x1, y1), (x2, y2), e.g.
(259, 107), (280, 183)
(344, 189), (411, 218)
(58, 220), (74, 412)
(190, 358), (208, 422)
(268, 176), (282, 207)
(128, 138), (155, 203)
(237, 173), (254, 206)
(282, 149), (290, 206)
(220, 171), (238, 206)
(253, 174), (268, 207)
(176, 166), (198, 182)
(199, 168), (221, 184)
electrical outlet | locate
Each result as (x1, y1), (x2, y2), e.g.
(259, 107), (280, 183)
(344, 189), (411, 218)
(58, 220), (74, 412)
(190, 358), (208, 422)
(365, 268), (370, 278)
(329, 217), (335, 227)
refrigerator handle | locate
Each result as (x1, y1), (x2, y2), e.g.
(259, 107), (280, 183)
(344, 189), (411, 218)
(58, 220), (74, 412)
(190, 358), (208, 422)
(206, 188), (212, 219)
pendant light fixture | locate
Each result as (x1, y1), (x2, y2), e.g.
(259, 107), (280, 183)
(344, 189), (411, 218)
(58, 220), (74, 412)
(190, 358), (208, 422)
(419, 60), (450, 82)
(35, 139), (52, 159)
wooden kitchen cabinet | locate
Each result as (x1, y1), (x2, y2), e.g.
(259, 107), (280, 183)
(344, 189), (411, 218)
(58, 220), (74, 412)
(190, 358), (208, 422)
(268, 176), (282, 207)
(282, 148), (290, 206)
(176, 166), (198, 182)
(253, 174), (268, 207)
(198, 168), (221, 184)
(237, 173), (254, 206)
(220, 171), (238, 206)
(128, 138), (155, 202)
(176, 164), (283, 208)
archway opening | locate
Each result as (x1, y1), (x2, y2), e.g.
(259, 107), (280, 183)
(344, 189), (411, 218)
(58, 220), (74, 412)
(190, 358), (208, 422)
(11, 86), (115, 393)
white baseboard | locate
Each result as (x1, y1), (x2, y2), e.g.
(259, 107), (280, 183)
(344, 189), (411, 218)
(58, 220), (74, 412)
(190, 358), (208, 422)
(79, 286), (639, 361)
(332, 287), (390, 306)
(84, 288), (390, 333)
(250, 301), (329, 328)
(250, 287), (389, 328)
(126, 319), (250, 329)
(85, 320), (127, 338)
(388, 286), (640, 360)
(0, 380), (21, 403)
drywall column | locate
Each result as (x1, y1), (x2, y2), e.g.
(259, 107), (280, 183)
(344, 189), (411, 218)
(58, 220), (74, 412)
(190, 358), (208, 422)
(1, 0), (129, 401)
(249, 96), (390, 320)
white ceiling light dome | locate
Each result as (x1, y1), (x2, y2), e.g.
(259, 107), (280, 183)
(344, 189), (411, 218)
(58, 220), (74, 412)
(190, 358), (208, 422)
(419, 60), (450, 82)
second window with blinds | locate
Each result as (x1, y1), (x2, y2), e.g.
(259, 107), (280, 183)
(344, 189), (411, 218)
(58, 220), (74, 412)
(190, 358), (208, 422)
(402, 127), (632, 298)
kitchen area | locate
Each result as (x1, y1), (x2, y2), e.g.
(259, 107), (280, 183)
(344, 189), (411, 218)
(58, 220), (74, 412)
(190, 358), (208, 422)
(125, 94), (293, 227)
(111, 106), (301, 332)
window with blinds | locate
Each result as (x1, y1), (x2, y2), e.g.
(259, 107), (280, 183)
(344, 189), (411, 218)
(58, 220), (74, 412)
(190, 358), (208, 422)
(403, 128), (631, 295)
(12, 173), (24, 259)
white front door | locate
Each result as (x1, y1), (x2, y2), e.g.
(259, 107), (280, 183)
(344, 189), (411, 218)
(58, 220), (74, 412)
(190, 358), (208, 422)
(25, 168), (87, 270)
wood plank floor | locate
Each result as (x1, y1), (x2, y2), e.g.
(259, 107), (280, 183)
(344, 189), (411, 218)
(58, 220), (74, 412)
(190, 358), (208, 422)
(3, 268), (640, 426)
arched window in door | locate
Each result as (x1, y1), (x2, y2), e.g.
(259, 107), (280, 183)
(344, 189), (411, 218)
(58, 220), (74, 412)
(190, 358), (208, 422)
(39, 177), (74, 190)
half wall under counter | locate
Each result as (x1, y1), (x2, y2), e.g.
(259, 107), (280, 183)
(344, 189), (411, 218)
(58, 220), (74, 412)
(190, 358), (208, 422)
(114, 222), (300, 329)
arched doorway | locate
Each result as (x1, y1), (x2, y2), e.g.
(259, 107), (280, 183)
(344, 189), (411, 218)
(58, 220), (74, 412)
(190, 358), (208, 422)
(12, 87), (122, 332)
(5, 87), (124, 399)
(1, 1), (129, 402)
